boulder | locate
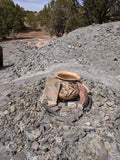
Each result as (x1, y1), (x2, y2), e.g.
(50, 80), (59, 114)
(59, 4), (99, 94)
(40, 76), (60, 106)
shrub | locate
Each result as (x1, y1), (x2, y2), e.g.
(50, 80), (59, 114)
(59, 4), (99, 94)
(0, 0), (24, 39)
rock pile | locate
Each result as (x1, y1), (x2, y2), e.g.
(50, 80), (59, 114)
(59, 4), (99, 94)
(0, 21), (120, 160)
(0, 78), (120, 160)
(0, 21), (120, 90)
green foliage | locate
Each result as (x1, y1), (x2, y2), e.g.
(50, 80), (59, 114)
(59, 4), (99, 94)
(13, 4), (25, 32)
(65, 17), (81, 32)
(81, 0), (111, 24)
(38, 0), (120, 36)
(48, 0), (68, 36)
(26, 13), (38, 30)
(38, 5), (50, 27)
(81, 0), (120, 24)
(38, 0), (81, 36)
(65, 13), (90, 32)
(0, 0), (24, 39)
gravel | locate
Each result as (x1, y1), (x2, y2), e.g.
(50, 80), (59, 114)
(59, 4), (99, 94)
(0, 21), (120, 90)
(0, 21), (120, 160)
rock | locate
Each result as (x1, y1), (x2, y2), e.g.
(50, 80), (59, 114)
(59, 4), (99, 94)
(0, 21), (120, 160)
(0, 95), (10, 108)
(60, 111), (67, 117)
(104, 142), (113, 154)
(4, 110), (9, 115)
(13, 152), (27, 160)
(10, 106), (16, 113)
(0, 120), (4, 126)
(0, 111), (4, 117)
(8, 102), (12, 105)
(111, 111), (120, 121)
(51, 106), (60, 112)
(24, 128), (41, 141)
(42, 114), (51, 124)
(25, 102), (30, 107)
(73, 129), (87, 139)
(77, 82), (88, 107)
(0, 46), (3, 67)
(106, 101), (115, 107)
(48, 101), (57, 107)
(62, 125), (70, 130)
(40, 144), (49, 152)
(55, 137), (63, 144)
(40, 76), (60, 105)
(19, 121), (26, 132)
(82, 126), (95, 132)
(68, 45), (72, 49)
(0, 154), (10, 160)
(88, 135), (108, 160)
(55, 147), (61, 155)
(77, 103), (83, 110)
(108, 154), (120, 160)
(60, 105), (69, 112)
(85, 122), (91, 126)
(99, 111), (105, 117)
(103, 115), (109, 121)
(75, 43), (82, 47)
(31, 141), (39, 150)
(14, 113), (23, 121)
(67, 102), (77, 109)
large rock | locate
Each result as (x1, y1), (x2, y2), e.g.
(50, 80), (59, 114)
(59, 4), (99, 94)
(77, 82), (88, 107)
(0, 46), (3, 67)
(40, 76), (60, 106)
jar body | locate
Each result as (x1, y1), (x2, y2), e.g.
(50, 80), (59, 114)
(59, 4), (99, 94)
(58, 79), (79, 100)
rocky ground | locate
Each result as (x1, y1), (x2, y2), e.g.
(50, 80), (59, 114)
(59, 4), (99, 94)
(0, 21), (120, 160)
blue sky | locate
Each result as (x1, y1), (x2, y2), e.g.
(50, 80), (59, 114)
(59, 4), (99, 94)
(13, 0), (50, 12)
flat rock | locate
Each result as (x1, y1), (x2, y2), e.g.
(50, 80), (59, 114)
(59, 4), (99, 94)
(88, 135), (108, 160)
(24, 128), (41, 141)
(40, 76), (60, 105)
(77, 82), (88, 107)
(13, 152), (27, 160)
(0, 94), (9, 108)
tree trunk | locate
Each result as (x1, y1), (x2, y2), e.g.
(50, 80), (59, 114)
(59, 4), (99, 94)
(0, 46), (3, 67)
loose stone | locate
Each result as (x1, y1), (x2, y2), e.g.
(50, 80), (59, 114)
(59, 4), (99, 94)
(31, 141), (39, 150)
(67, 102), (77, 109)
(10, 106), (16, 113)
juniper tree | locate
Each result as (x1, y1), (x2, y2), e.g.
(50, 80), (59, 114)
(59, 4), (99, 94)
(81, 0), (120, 24)
(0, 0), (24, 39)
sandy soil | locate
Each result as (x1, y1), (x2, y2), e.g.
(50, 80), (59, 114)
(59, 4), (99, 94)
(3, 27), (57, 48)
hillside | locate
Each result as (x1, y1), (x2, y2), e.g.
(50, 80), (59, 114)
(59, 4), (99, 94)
(0, 21), (120, 160)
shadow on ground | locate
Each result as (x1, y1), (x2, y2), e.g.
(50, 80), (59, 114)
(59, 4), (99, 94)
(0, 63), (14, 70)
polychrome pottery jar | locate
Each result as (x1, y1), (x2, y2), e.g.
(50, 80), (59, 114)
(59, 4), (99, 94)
(55, 71), (80, 100)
